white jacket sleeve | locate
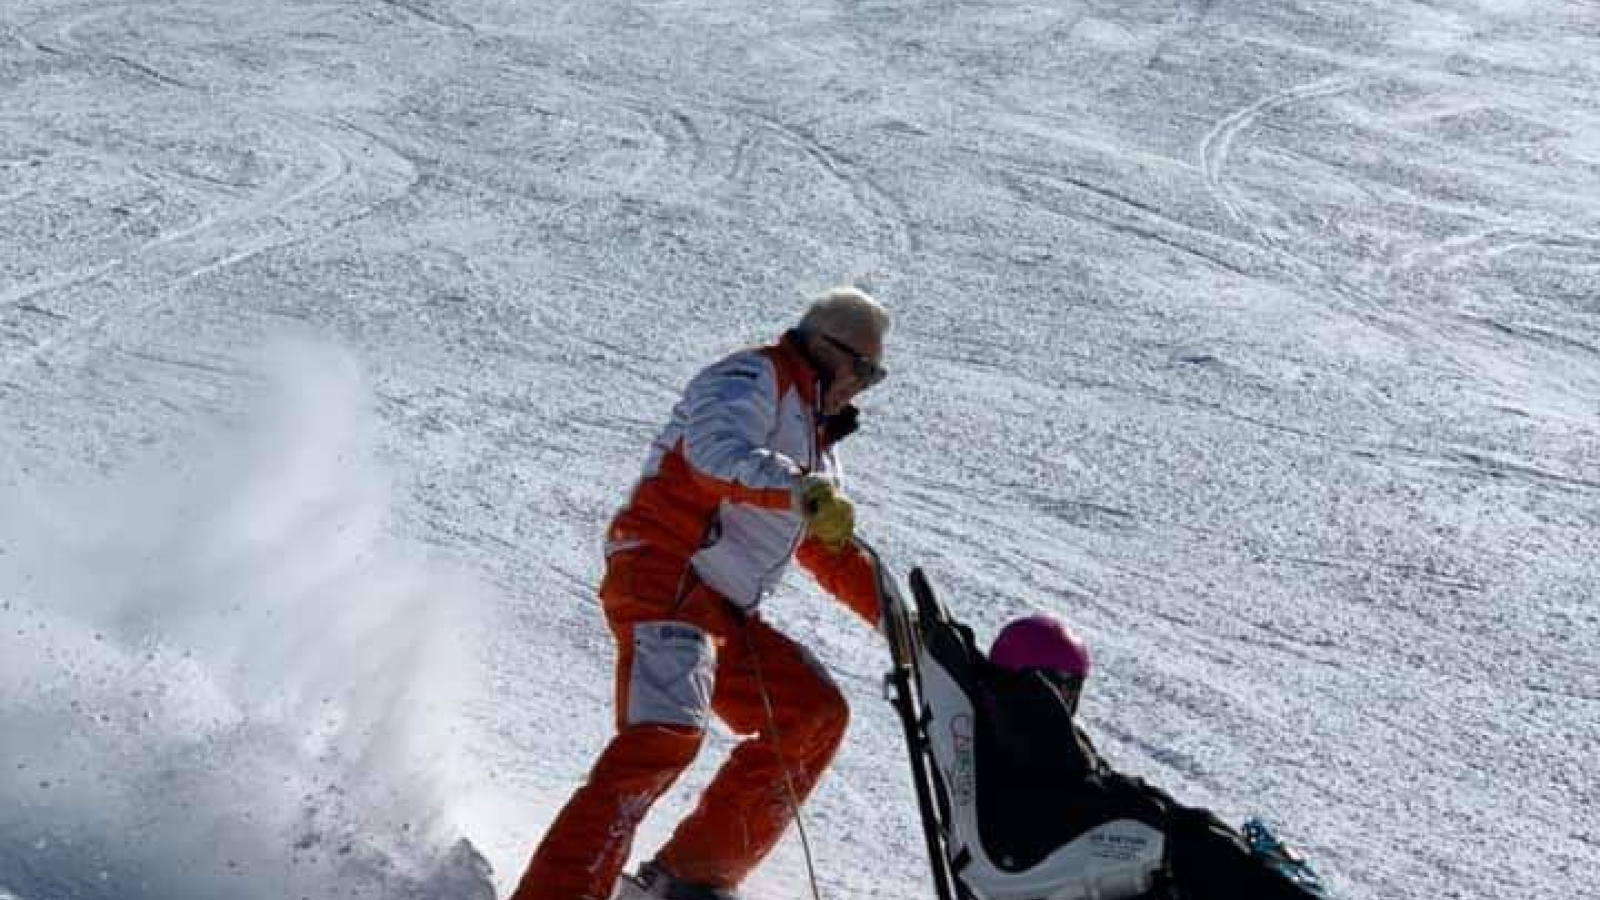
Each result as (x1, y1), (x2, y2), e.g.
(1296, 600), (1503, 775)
(679, 351), (802, 507)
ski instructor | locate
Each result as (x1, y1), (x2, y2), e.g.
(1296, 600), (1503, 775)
(510, 288), (890, 900)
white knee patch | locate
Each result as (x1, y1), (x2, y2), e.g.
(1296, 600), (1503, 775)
(626, 622), (716, 729)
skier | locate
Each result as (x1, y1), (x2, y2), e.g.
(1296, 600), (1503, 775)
(508, 288), (890, 900)
(981, 615), (1332, 900)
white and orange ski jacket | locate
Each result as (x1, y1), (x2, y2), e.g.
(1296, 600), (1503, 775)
(605, 332), (878, 622)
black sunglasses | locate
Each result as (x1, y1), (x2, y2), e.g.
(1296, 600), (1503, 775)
(819, 333), (887, 388)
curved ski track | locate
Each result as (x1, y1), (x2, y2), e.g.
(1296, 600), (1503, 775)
(2, 4), (419, 378)
(1199, 75), (1361, 232)
(752, 115), (920, 256)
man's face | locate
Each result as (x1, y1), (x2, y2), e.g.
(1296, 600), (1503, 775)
(817, 329), (886, 415)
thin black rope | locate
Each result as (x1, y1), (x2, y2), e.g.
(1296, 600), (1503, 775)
(741, 621), (827, 900)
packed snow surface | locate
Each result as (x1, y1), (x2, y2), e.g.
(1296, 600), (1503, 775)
(1, 1), (1596, 899)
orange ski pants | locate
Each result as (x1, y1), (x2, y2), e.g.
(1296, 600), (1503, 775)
(510, 550), (851, 900)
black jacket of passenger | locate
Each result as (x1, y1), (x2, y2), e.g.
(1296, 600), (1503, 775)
(973, 669), (1322, 900)
(975, 668), (1179, 870)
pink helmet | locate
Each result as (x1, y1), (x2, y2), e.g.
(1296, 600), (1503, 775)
(989, 615), (1091, 679)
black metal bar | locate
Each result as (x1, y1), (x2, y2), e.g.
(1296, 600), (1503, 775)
(855, 536), (961, 900)
(889, 662), (961, 900)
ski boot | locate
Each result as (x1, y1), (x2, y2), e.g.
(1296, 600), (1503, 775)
(1242, 818), (1331, 899)
(619, 861), (739, 900)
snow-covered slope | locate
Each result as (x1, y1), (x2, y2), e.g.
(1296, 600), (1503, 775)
(1, 1), (1595, 899)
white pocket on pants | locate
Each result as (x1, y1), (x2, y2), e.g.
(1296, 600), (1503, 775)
(626, 622), (716, 729)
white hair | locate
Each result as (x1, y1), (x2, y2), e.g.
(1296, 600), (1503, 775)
(797, 287), (890, 341)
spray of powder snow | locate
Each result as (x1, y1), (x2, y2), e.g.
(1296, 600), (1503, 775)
(0, 340), (494, 900)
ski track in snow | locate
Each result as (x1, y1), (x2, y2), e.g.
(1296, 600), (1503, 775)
(1199, 75), (1364, 232)
(0, 96), (413, 388)
(2, 0), (1599, 899)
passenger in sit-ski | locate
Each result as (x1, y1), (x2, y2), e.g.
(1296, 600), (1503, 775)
(980, 615), (1331, 900)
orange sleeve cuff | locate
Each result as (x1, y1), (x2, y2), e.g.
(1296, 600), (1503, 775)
(797, 539), (880, 626)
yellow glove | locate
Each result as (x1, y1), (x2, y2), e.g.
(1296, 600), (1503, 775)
(793, 475), (855, 551)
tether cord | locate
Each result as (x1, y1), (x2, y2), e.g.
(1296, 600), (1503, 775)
(741, 621), (826, 900)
